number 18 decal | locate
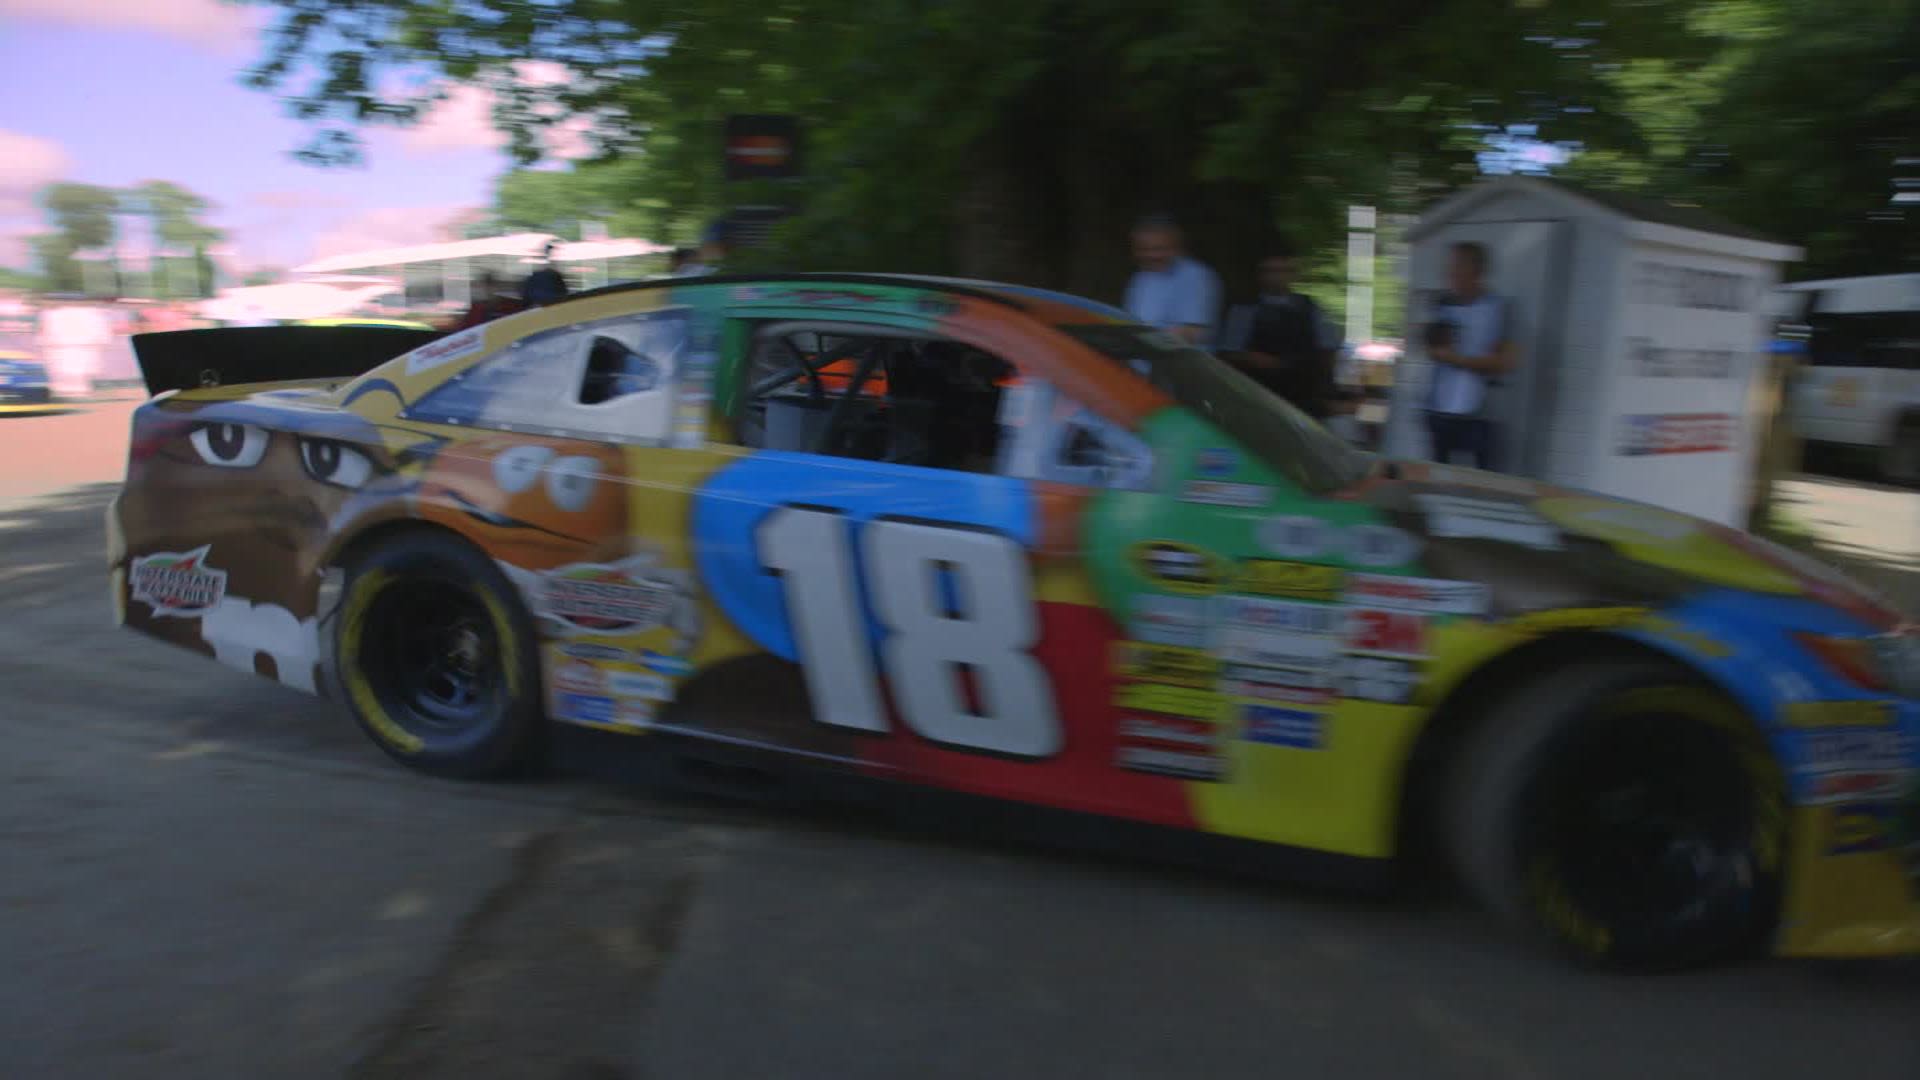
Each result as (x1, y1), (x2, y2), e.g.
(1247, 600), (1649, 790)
(756, 507), (1062, 757)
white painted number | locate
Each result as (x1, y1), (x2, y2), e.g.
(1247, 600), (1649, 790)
(757, 508), (1061, 757)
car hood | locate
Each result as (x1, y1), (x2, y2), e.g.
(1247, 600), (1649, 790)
(1356, 460), (1902, 632)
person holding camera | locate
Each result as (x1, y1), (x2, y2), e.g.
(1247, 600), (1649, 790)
(1423, 241), (1517, 470)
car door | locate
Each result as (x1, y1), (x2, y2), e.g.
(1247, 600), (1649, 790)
(682, 307), (1265, 824)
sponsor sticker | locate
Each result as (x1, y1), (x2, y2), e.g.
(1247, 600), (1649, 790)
(130, 546), (228, 618)
(553, 660), (608, 695)
(1129, 594), (1210, 648)
(1807, 771), (1910, 805)
(1828, 802), (1897, 855)
(1116, 745), (1227, 781)
(554, 692), (617, 726)
(1797, 729), (1910, 775)
(1343, 572), (1488, 615)
(1345, 608), (1428, 659)
(1115, 683), (1224, 720)
(404, 327), (485, 375)
(1336, 655), (1419, 704)
(1180, 481), (1270, 508)
(528, 559), (681, 636)
(1213, 626), (1342, 666)
(1258, 516), (1338, 560)
(608, 669), (675, 702)
(1617, 413), (1735, 456)
(1783, 700), (1896, 729)
(614, 701), (658, 729)
(1213, 595), (1344, 634)
(1114, 642), (1220, 689)
(1195, 447), (1239, 479)
(1241, 705), (1324, 749)
(1219, 678), (1336, 706)
(1341, 523), (1423, 567)
(1130, 541), (1223, 595)
(636, 649), (696, 677)
(561, 642), (635, 663)
(1117, 713), (1219, 750)
(1231, 560), (1343, 601)
(1222, 662), (1339, 692)
(1416, 495), (1561, 550)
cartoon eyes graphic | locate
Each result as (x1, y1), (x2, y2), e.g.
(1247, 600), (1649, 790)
(298, 439), (376, 490)
(545, 456), (600, 513)
(189, 423), (269, 468)
(493, 444), (556, 493)
(188, 421), (377, 490)
(490, 445), (600, 512)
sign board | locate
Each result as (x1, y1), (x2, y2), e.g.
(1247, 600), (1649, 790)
(723, 115), (803, 182)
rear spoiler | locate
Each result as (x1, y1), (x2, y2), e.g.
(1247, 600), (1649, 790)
(131, 325), (444, 396)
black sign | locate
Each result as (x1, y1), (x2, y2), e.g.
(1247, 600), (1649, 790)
(723, 115), (803, 182)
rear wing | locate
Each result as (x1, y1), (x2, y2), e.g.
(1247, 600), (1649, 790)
(130, 325), (443, 396)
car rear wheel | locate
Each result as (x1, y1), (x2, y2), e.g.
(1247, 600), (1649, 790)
(336, 531), (546, 779)
(1447, 661), (1786, 970)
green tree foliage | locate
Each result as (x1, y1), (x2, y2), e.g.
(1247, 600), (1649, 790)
(488, 161), (659, 240)
(35, 182), (121, 294)
(1563, 0), (1918, 278)
(241, 0), (1712, 300)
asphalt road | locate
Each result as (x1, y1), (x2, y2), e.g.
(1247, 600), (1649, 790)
(2, 400), (1917, 1080)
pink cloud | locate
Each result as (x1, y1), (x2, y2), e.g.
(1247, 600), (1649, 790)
(0, 0), (260, 53)
(387, 64), (598, 162)
(0, 130), (72, 219)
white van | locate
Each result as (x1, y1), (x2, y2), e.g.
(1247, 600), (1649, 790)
(1780, 273), (1920, 482)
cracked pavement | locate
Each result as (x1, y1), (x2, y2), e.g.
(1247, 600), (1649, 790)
(1, 402), (1916, 1079)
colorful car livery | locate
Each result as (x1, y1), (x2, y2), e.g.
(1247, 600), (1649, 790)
(110, 273), (1920, 968)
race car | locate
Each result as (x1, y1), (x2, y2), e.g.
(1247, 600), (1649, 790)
(110, 273), (1919, 969)
(0, 332), (53, 412)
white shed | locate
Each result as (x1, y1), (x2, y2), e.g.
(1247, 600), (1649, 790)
(1381, 176), (1803, 527)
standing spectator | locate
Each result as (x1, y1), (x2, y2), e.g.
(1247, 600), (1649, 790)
(1122, 214), (1221, 346)
(521, 241), (571, 306)
(1423, 241), (1517, 470)
(1217, 243), (1341, 418)
(39, 300), (114, 399)
(451, 272), (525, 331)
(676, 222), (732, 278)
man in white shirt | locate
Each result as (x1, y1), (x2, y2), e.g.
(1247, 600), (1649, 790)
(1423, 242), (1517, 470)
(1123, 215), (1221, 347)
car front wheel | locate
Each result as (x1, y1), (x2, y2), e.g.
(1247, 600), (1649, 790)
(1448, 660), (1787, 970)
(335, 530), (546, 779)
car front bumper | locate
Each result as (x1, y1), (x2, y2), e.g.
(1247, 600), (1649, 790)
(1776, 796), (1920, 956)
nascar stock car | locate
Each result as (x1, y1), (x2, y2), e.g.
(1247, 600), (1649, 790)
(111, 274), (1919, 968)
(0, 332), (53, 412)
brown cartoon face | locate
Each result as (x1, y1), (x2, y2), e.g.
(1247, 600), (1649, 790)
(117, 401), (405, 691)
(416, 433), (629, 570)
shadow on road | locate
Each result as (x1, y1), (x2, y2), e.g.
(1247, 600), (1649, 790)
(0, 482), (121, 602)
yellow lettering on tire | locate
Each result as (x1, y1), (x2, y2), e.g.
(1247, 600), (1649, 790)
(340, 570), (424, 754)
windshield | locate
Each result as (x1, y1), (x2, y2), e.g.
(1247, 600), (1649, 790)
(1061, 323), (1374, 494)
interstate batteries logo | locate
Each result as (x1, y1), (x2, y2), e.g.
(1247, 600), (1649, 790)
(130, 546), (228, 617)
(536, 561), (678, 634)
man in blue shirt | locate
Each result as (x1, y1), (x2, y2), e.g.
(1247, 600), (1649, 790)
(1423, 241), (1517, 470)
(1123, 215), (1221, 347)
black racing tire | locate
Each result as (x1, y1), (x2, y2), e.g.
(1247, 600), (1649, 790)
(1447, 660), (1787, 971)
(335, 530), (546, 780)
(1881, 415), (1920, 487)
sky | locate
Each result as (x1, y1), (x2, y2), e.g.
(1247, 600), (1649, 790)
(0, 0), (583, 274)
